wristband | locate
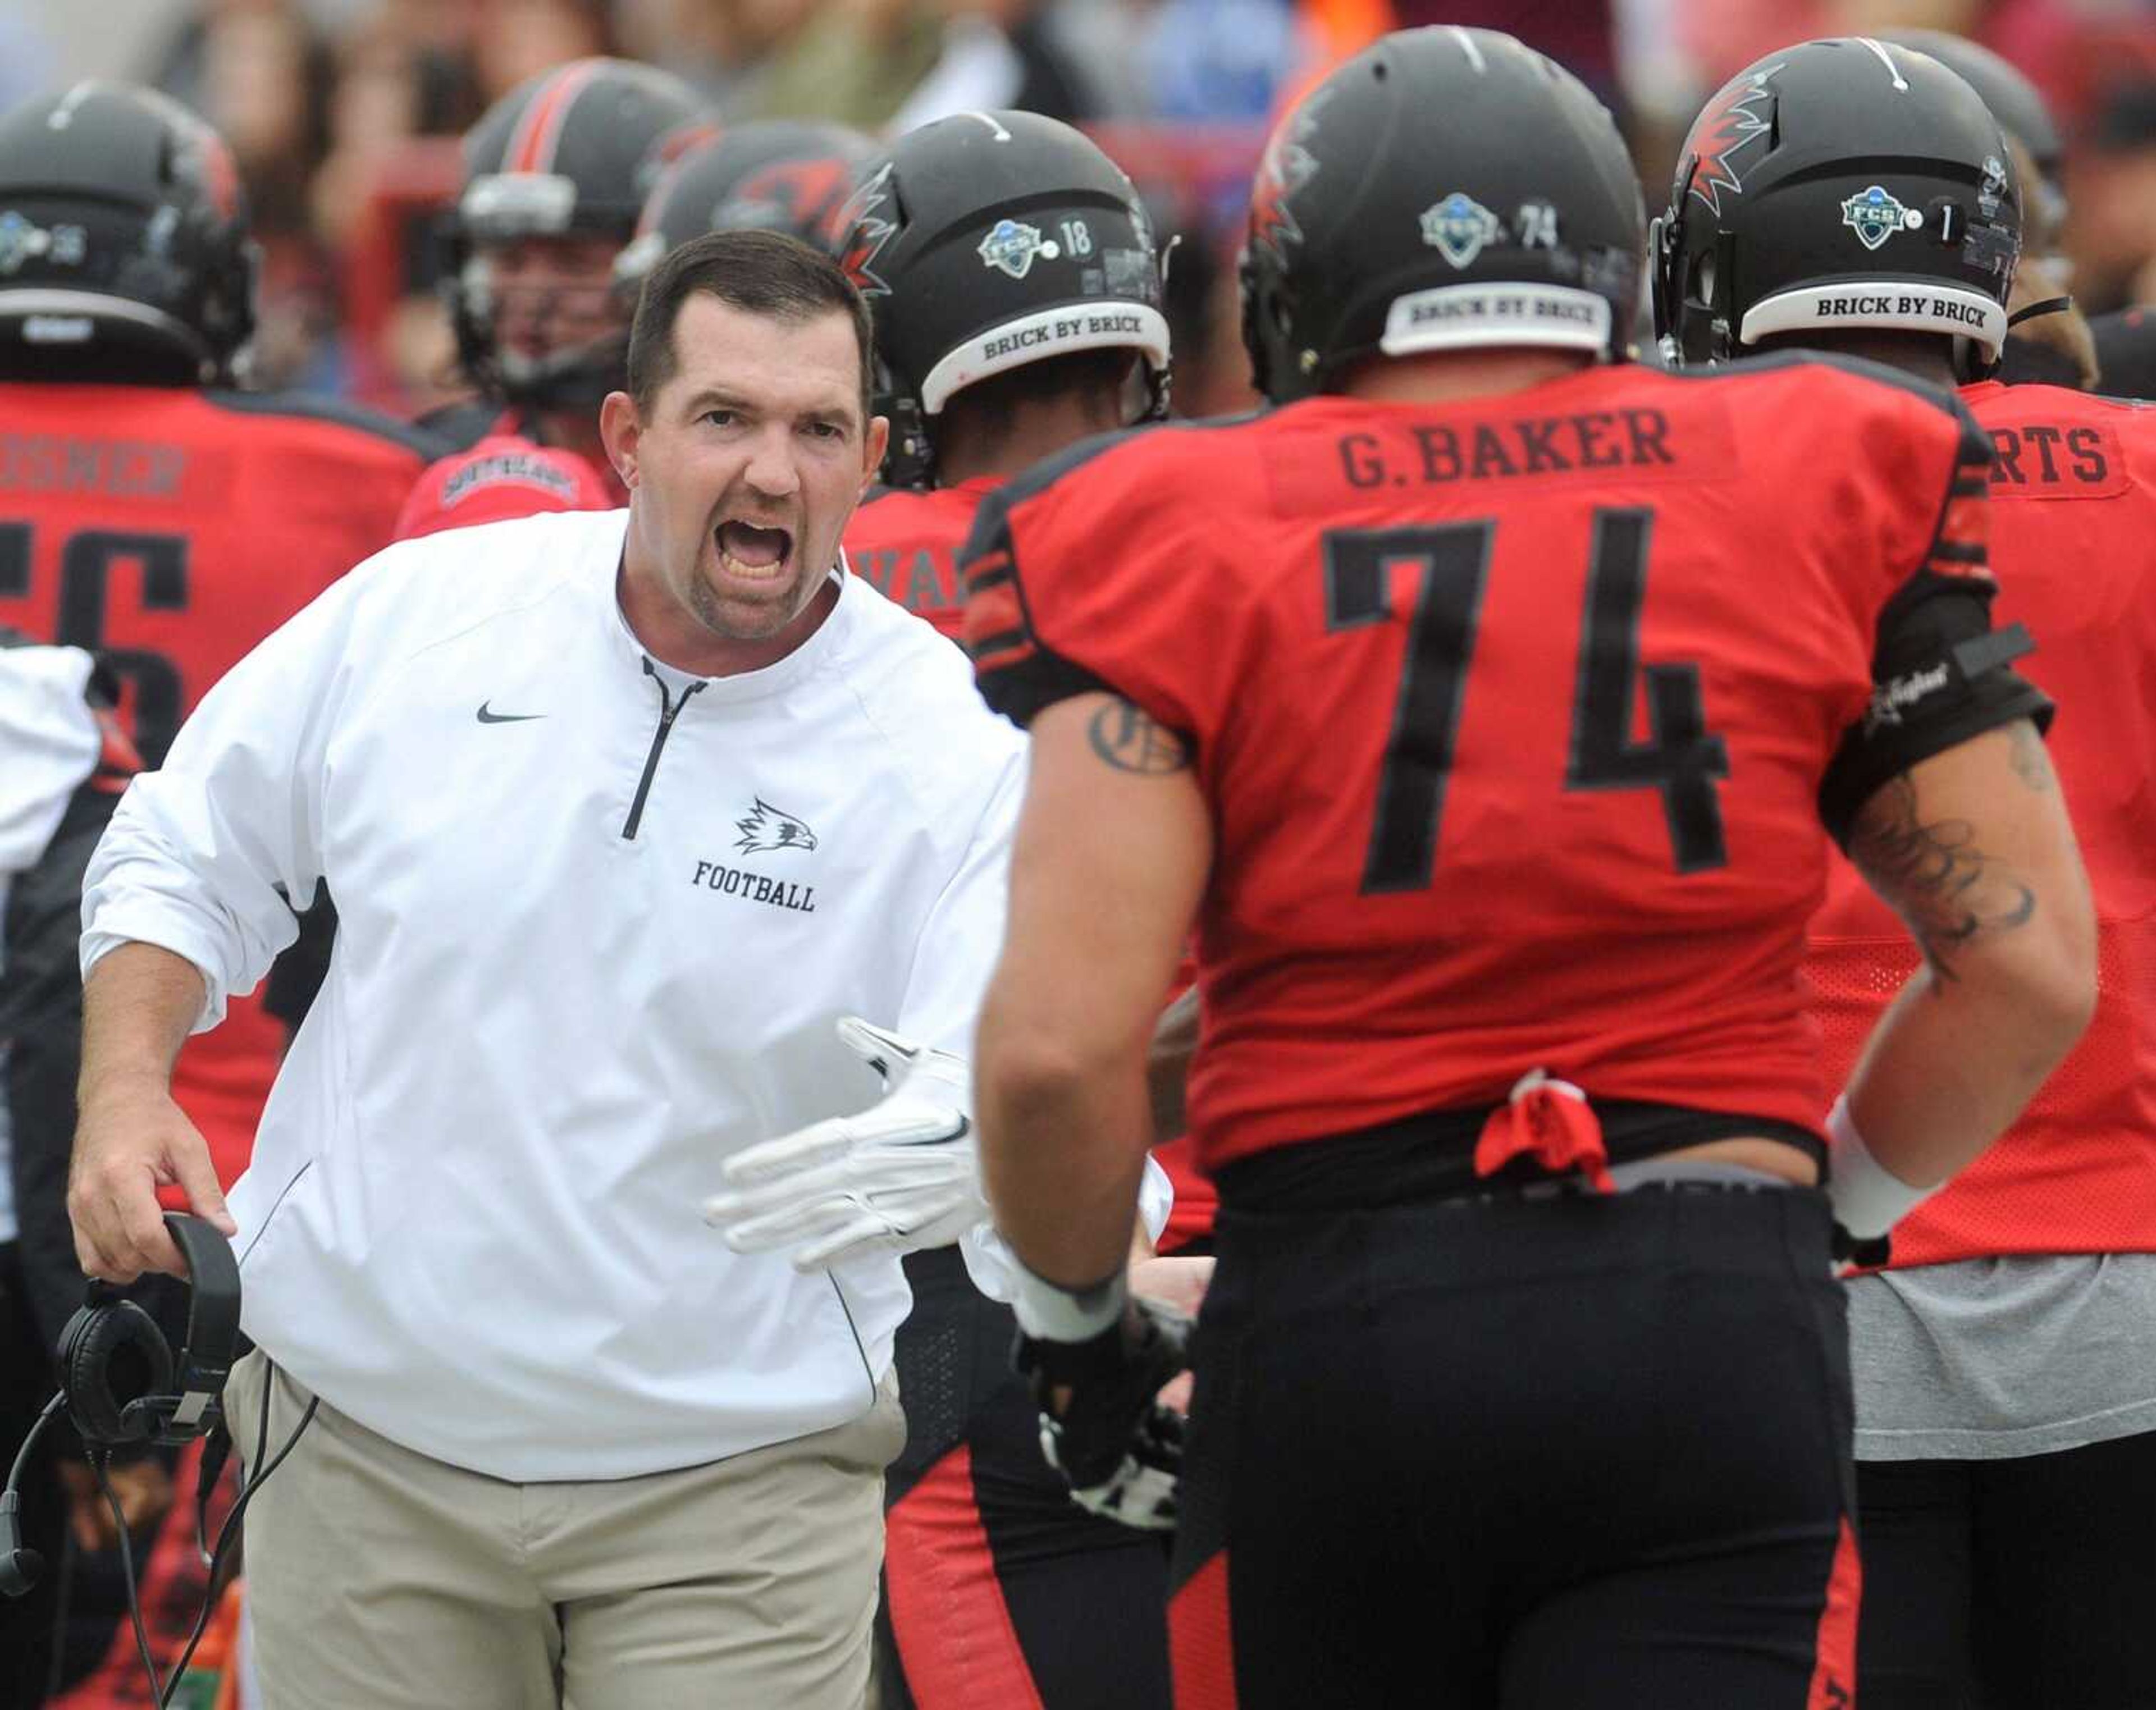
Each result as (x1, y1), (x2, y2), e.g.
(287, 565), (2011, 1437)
(1825, 1095), (1934, 1241)
(1008, 1255), (1128, 1343)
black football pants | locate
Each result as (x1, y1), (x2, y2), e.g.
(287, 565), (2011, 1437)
(878, 1247), (1173, 1710)
(1857, 1428), (2156, 1708)
(1170, 1183), (1860, 1709)
(0, 1243), (65, 1710)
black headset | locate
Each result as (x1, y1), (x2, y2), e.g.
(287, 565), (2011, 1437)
(1, 1212), (240, 1598)
(58, 1213), (240, 1446)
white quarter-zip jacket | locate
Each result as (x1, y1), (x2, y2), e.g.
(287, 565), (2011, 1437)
(2, 643), (102, 1246)
(81, 509), (1031, 1481)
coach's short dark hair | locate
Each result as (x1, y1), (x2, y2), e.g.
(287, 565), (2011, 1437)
(626, 228), (874, 421)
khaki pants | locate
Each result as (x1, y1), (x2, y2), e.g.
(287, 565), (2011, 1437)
(224, 1350), (905, 1709)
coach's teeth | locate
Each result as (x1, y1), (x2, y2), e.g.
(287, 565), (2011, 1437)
(718, 520), (791, 568)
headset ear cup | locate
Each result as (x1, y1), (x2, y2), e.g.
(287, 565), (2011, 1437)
(63, 1300), (173, 1445)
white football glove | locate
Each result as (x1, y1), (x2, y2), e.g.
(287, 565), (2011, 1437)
(700, 1016), (988, 1272)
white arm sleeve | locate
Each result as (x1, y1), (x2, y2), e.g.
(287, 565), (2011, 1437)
(0, 646), (100, 878)
(80, 566), (371, 1032)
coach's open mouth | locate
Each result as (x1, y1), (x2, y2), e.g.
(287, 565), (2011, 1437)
(715, 519), (795, 581)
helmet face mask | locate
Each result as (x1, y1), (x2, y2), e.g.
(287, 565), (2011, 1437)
(1655, 38), (2023, 377)
(0, 83), (258, 385)
(463, 234), (627, 402)
(1237, 28), (1646, 405)
(832, 111), (1171, 490)
(446, 58), (700, 414)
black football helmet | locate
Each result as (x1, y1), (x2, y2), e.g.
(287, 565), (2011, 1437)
(1880, 30), (2066, 250)
(833, 111), (1170, 488)
(0, 83), (255, 383)
(447, 58), (700, 411)
(615, 121), (877, 298)
(1655, 38), (2022, 374)
(1239, 27), (1643, 404)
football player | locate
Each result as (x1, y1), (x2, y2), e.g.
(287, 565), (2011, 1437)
(963, 27), (2093, 1707)
(0, 635), (135, 1710)
(400, 109), (857, 542)
(426, 57), (699, 482)
(825, 111), (1194, 1709)
(837, 111), (1172, 643)
(0, 83), (432, 1205)
(1660, 37), (2156, 1706)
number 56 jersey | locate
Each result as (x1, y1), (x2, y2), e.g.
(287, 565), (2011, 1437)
(964, 357), (2047, 1174)
(0, 381), (435, 1185)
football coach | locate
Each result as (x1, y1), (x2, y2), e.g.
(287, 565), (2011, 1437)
(67, 229), (1024, 1708)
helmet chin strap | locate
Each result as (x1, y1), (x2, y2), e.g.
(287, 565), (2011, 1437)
(2006, 294), (2073, 329)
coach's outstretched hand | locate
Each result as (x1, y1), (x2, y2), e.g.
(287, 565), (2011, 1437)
(702, 1016), (989, 1271)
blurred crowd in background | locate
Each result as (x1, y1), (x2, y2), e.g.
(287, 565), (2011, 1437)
(6, 0), (2156, 422)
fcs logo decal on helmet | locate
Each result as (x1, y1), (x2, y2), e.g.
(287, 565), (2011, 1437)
(0, 211), (85, 276)
(976, 217), (1055, 281)
(1420, 194), (1501, 270)
(1840, 184), (1919, 251)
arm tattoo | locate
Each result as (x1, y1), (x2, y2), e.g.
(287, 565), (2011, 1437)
(2007, 719), (2054, 794)
(1848, 772), (2036, 982)
(1087, 698), (1191, 775)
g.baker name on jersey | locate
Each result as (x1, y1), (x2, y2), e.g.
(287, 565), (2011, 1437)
(1338, 407), (1676, 488)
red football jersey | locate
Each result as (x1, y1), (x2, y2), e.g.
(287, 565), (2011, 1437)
(0, 383), (432, 1186)
(1807, 379), (2156, 1267)
(844, 472), (1218, 1244)
(969, 359), (2004, 1175)
(842, 481), (990, 641)
(396, 435), (614, 540)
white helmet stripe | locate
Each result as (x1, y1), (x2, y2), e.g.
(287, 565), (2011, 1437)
(1379, 282), (1612, 357)
(918, 302), (1171, 415)
(1739, 282), (2007, 356)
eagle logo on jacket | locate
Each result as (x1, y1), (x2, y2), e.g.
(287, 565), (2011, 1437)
(735, 798), (818, 854)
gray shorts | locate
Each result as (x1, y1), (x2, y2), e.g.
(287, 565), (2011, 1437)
(1849, 1251), (2156, 1462)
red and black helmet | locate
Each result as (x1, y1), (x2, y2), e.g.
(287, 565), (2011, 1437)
(1239, 28), (1645, 403)
(446, 58), (701, 410)
(1654, 38), (2022, 374)
(615, 120), (878, 300)
(0, 82), (256, 383)
(831, 110), (1170, 488)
